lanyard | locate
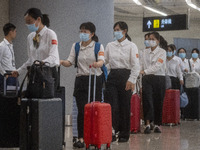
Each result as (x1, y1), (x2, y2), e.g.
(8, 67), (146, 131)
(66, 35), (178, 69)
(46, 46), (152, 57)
(4, 40), (15, 67)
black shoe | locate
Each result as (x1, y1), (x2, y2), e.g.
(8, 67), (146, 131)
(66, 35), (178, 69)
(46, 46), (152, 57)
(118, 137), (129, 143)
(73, 140), (84, 148)
(144, 126), (151, 134)
(154, 127), (161, 133)
(112, 134), (117, 142)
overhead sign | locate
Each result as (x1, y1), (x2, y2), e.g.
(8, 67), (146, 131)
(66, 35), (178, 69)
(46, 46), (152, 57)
(143, 14), (188, 32)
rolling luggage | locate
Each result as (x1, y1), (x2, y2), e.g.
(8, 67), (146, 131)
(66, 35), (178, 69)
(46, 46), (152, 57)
(54, 67), (66, 146)
(130, 82), (141, 133)
(184, 88), (200, 120)
(162, 89), (180, 125)
(20, 98), (63, 150)
(84, 66), (112, 150)
(0, 74), (20, 148)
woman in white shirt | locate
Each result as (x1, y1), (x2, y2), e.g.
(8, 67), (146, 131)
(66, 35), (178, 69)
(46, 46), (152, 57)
(140, 31), (166, 134)
(177, 48), (193, 73)
(166, 45), (184, 89)
(104, 21), (140, 142)
(190, 48), (200, 74)
(12, 8), (60, 87)
(60, 22), (104, 148)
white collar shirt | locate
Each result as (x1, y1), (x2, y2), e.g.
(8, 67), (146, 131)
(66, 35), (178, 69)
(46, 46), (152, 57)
(174, 55), (185, 72)
(17, 26), (60, 75)
(105, 39), (140, 84)
(0, 38), (16, 75)
(182, 58), (194, 73)
(166, 56), (183, 80)
(141, 46), (166, 76)
(67, 41), (105, 76)
(190, 58), (200, 74)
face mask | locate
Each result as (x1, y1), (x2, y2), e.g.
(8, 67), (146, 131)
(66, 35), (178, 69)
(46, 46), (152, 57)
(27, 22), (39, 32)
(149, 40), (157, 47)
(167, 52), (173, 57)
(192, 53), (199, 59)
(144, 40), (150, 47)
(79, 33), (90, 42)
(179, 53), (186, 59)
(114, 31), (124, 40)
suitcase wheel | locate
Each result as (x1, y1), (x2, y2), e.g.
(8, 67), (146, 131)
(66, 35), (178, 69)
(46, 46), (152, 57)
(106, 143), (111, 149)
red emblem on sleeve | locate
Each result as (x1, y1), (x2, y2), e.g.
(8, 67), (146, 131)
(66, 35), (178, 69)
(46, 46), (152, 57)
(99, 52), (104, 56)
(158, 58), (163, 63)
(52, 40), (57, 45)
(136, 54), (139, 58)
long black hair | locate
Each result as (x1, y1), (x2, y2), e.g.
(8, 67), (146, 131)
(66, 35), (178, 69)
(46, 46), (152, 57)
(24, 8), (50, 27)
(113, 21), (131, 41)
(80, 22), (98, 42)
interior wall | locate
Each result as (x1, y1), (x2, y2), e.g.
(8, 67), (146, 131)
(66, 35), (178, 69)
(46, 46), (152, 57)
(0, 0), (9, 40)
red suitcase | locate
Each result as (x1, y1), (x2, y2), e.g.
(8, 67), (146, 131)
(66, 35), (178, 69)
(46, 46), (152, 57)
(162, 89), (180, 125)
(84, 66), (112, 150)
(130, 88), (141, 133)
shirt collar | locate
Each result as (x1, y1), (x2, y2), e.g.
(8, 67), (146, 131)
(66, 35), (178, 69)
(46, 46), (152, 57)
(149, 46), (160, 54)
(80, 40), (95, 50)
(191, 58), (200, 63)
(113, 38), (129, 46)
(3, 38), (12, 46)
(38, 26), (47, 36)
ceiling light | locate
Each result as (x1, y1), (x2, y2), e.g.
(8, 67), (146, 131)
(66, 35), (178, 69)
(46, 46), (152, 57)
(185, 0), (200, 11)
(132, 0), (142, 5)
(132, 0), (167, 16)
(143, 6), (168, 16)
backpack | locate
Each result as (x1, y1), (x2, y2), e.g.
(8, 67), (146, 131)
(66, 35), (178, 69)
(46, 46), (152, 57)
(74, 42), (107, 82)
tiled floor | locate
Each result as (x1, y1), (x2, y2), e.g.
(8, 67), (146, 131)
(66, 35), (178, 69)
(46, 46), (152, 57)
(1, 120), (200, 150)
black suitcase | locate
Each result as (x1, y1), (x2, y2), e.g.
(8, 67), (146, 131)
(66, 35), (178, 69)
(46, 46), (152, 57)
(55, 67), (66, 146)
(20, 98), (63, 150)
(0, 75), (20, 148)
(184, 88), (200, 120)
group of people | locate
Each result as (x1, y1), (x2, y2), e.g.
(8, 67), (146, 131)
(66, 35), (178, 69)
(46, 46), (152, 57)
(0, 7), (199, 149)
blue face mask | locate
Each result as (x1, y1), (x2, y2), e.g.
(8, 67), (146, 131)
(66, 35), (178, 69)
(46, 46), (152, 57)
(192, 53), (199, 59)
(27, 23), (39, 32)
(144, 40), (150, 47)
(179, 53), (186, 59)
(114, 31), (124, 40)
(167, 52), (173, 57)
(79, 33), (90, 42)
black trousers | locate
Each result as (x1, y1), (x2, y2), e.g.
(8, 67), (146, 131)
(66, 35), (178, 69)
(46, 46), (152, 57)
(104, 69), (132, 139)
(170, 76), (180, 90)
(73, 75), (103, 138)
(142, 75), (165, 126)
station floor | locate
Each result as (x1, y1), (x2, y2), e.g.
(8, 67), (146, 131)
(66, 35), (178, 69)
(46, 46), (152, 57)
(1, 120), (200, 150)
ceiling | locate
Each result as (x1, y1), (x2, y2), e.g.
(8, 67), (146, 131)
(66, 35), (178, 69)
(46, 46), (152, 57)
(114, 0), (200, 21)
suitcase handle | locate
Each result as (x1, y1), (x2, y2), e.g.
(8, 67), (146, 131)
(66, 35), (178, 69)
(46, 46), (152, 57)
(88, 65), (97, 103)
(3, 73), (18, 96)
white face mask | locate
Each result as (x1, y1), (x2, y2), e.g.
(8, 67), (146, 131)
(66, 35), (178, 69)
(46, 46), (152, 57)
(149, 40), (157, 47)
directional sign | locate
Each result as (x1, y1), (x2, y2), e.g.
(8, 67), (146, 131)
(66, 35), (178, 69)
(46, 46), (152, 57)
(143, 14), (188, 32)
(153, 20), (160, 28)
(147, 20), (152, 29)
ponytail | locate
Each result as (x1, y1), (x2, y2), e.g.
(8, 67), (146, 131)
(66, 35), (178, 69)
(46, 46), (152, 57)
(92, 34), (99, 42)
(42, 14), (50, 27)
(125, 33), (131, 41)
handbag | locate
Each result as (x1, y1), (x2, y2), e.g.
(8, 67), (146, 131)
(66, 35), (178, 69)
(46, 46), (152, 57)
(180, 85), (189, 108)
(25, 60), (55, 98)
(185, 59), (200, 88)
